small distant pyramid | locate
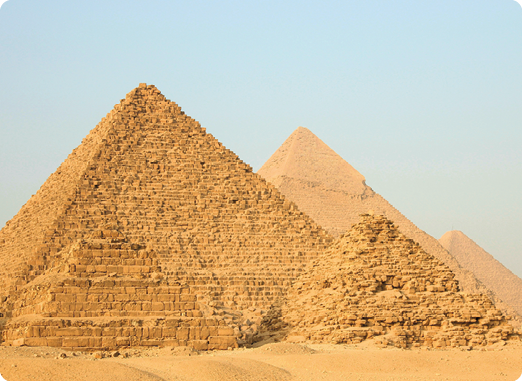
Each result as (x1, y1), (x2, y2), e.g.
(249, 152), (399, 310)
(0, 85), (332, 351)
(258, 127), (522, 321)
(440, 231), (522, 317)
(265, 215), (518, 348)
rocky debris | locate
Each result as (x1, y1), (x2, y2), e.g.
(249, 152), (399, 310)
(261, 214), (520, 349)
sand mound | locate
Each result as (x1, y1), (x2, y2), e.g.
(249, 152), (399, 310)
(148, 357), (292, 381)
(252, 342), (316, 355)
(0, 359), (165, 381)
(2, 343), (522, 381)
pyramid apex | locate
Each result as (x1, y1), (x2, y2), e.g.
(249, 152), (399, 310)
(440, 230), (465, 240)
(258, 127), (367, 195)
(293, 126), (315, 137)
(120, 84), (170, 106)
(357, 212), (394, 227)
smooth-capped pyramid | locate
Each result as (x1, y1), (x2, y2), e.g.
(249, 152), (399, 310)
(258, 127), (522, 321)
(257, 126), (368, 197)
(263, 214), (519, 348)
(0, 84), (332, 351)
(258, 127), (370, 237)
(440, 231), (522, 318)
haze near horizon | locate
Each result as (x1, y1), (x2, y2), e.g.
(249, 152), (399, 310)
(0, 1), (521, 278)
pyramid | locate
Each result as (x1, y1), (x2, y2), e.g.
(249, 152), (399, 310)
(0, 84), (332, 351)
(261, 214), (519, 349)
(440, 231), (522, 317)
(257, 126), (368, 199)
(257, 127), (522, 321)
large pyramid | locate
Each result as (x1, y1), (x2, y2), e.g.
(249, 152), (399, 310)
(262, 214), (519, 348)
(258, 127), (522, 321)
(440, 231), (522, 318)
(0, 84), (332, 351)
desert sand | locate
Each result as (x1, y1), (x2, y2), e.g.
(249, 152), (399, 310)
(1, 341), (521, 381)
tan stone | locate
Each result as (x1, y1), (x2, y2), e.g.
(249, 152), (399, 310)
(0, 85), (332, 351)
(257, 127), (521, 322)
(262, 214), (519, 348)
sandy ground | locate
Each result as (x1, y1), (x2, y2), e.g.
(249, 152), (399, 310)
(0, 341), (521, 381)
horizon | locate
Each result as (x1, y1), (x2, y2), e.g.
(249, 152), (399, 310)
(0, 1), (521, 278)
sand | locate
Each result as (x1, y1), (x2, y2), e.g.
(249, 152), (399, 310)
(1, 342), (521, 381)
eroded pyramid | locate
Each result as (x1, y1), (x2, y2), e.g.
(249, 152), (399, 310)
(440, 231), (522, 318)
(263, 214), (519, 348)
(0, 84), (332, 351)
(258, 127), (522, 321)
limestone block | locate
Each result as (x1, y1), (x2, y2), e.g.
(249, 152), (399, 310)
(208, 336), (237, 350)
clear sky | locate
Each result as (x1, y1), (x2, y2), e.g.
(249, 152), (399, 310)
(0, 0), (521, 277)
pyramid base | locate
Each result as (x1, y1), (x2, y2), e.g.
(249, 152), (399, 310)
(1, 315), (237, 351)
(286, 324), (519, 349)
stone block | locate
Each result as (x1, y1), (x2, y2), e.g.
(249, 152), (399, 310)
(177, 328), (189, 341)
(24, 337), (48, 346)
(13, 338), (26, 347)
(218, 327), (234, 336)
(47, 337), (63, 347)
(190, 340), (208, 350)
(208, 336), (237, 350)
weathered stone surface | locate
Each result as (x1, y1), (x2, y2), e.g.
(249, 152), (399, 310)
(257, 127), (522, 321)
(260, 214), (520, 348)
(0, 85), (332, 350)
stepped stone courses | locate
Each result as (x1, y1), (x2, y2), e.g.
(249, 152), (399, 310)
(261, 214), (519, 349)
(0, 84), (332, 351)
(257, 126), (522, 322)
(2, 230), (234, 351)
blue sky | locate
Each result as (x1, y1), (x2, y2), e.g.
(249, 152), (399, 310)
(0, 0), (521, 277)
